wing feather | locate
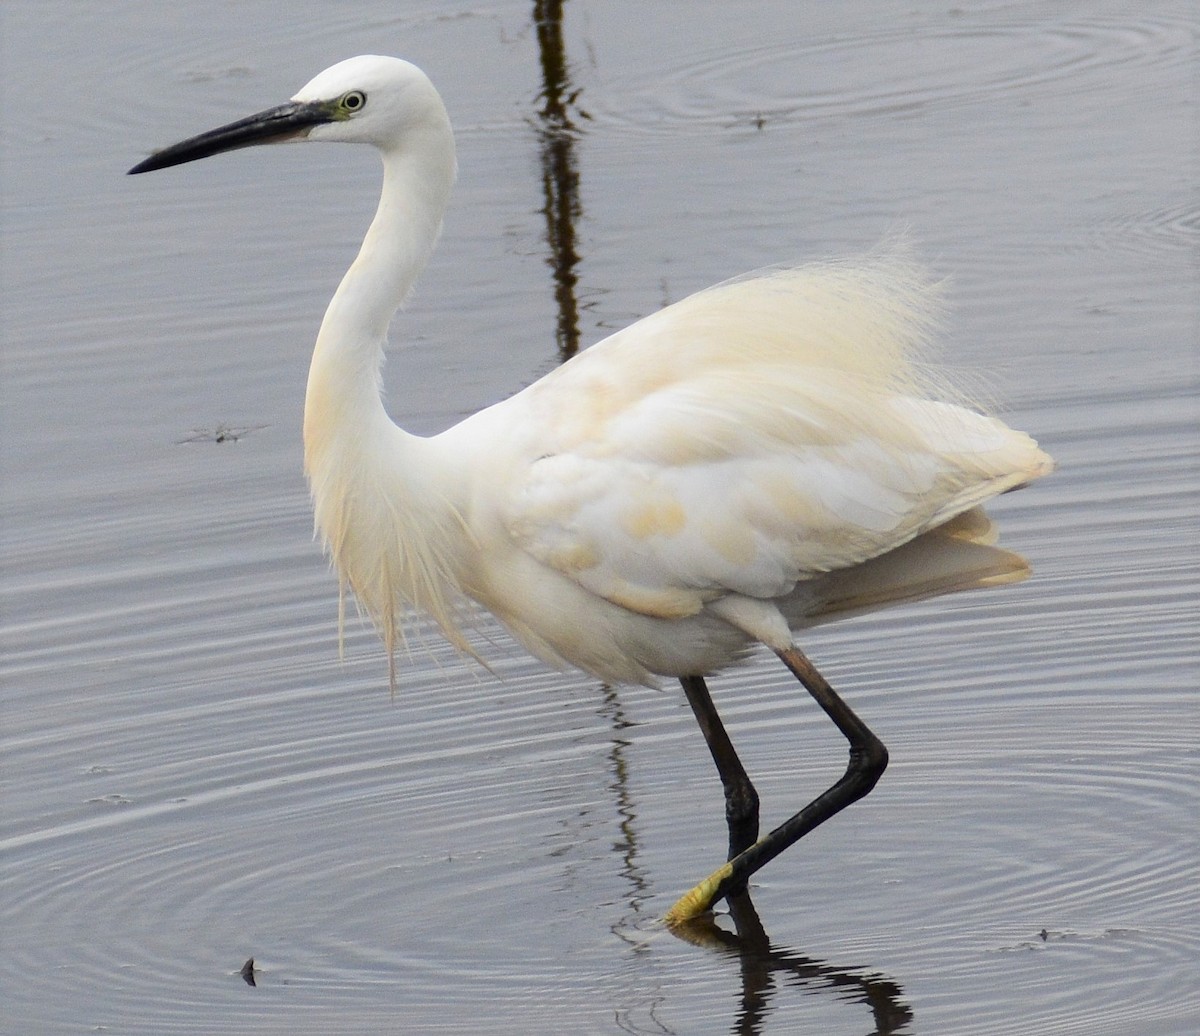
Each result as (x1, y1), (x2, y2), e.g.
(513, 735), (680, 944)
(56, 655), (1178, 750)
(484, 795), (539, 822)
(492, 254), (1052, 620)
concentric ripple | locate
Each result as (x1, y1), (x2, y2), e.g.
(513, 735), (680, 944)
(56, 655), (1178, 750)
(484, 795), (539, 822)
(586, 12), (1195, 134)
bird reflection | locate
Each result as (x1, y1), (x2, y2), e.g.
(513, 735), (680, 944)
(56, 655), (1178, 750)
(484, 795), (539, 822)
(532, 0), (586, 360)
(670, 893), (914, 1035)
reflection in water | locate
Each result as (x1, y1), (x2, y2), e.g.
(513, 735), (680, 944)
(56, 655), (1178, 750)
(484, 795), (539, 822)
(598, 687), (652, 918)
(671, 894), (914, 1036)
(532, 0), (586, 360)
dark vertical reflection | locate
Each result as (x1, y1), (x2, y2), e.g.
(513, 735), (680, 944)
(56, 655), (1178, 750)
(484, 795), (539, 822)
(532, 0), (586, 360)
(671, 894), (914, 1035)
(597, 687), (653, 940)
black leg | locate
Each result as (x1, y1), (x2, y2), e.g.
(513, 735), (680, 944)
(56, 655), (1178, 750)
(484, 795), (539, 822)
(679, 675), (760, 860)
(666, 645), (888, 924)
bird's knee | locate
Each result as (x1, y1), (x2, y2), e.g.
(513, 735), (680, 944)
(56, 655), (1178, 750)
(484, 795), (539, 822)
(851, 735), (888, 791)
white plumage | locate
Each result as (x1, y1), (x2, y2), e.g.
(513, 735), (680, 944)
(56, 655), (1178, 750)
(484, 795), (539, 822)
(131, 55), (1053, 921)
(424, 257), (1050, 686)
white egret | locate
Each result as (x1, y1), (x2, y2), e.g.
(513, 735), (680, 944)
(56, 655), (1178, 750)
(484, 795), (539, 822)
(129, 56), (1053, 924)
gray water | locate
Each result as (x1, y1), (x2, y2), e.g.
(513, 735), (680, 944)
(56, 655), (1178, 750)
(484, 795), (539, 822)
(3, 2), (1197, 1033)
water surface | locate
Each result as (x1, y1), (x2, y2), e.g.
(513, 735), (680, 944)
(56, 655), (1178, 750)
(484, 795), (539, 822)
(3, 2), (1196, 1033)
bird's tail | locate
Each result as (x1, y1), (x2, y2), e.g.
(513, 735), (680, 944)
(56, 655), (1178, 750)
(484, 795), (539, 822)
(789, 506), (1031, 625)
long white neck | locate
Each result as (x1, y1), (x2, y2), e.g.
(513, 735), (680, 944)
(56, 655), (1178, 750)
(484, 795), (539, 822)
(302, 115), (470, 677)
(303, 125), (455, 453)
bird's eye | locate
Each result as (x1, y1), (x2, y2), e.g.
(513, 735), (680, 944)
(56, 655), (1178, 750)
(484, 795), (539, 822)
(341, 90), (366, 113)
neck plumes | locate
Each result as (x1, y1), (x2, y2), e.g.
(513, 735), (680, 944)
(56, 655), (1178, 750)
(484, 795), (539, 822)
(303, 118), (473, 680)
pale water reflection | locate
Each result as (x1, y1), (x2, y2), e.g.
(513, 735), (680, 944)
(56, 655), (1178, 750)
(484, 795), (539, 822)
(3, 2), (1196, 1034)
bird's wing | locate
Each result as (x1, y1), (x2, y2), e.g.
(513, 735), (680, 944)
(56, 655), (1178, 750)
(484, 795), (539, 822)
(493, 259), (1052, 620)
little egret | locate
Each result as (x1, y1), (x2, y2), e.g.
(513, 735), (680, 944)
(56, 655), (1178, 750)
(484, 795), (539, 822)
(130, 56), (1053, 923)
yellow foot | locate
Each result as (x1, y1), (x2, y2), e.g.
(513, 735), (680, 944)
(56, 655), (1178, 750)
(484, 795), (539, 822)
(663, 861), (734, 927)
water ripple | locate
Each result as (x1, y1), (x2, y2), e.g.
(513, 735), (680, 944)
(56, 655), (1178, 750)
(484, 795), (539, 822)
(588, 13), (1195, 135)
(4, 3), (1195, 1033)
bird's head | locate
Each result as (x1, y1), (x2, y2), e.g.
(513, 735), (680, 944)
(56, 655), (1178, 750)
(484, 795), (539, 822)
(128, 55), (448, 174)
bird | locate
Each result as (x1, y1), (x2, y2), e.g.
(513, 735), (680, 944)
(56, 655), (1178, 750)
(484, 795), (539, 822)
(129, 55), (1053, 924)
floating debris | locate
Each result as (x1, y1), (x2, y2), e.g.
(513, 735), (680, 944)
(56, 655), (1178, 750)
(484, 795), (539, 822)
(177, 423), (266, 445)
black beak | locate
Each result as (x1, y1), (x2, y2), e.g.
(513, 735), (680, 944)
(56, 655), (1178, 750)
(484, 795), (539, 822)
(128, 99), (334, 174)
